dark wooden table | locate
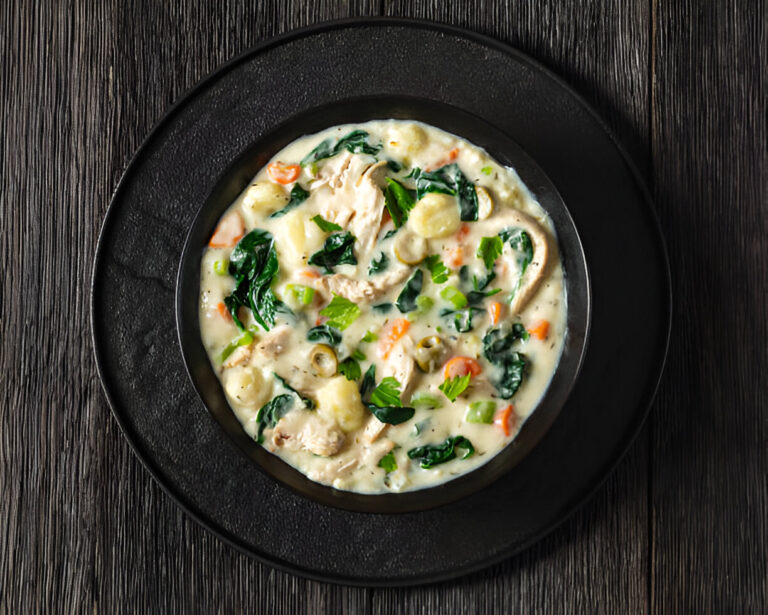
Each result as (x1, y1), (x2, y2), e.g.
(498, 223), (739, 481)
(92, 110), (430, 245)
(2, 1), (766, 612)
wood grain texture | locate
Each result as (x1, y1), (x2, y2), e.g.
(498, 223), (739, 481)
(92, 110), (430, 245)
(649, 0), (768, 612)
(1, 0), (765, 612)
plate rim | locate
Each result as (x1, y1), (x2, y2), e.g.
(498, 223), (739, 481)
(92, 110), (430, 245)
(90, 16), (672, 587)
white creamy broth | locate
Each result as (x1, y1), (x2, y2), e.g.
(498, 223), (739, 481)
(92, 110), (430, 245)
(199, 120), (566, 493)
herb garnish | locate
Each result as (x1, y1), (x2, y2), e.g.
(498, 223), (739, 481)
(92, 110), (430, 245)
(395, 269), (423, 313)
(319, 294), (360, 330)
(308, 231), (357, 274)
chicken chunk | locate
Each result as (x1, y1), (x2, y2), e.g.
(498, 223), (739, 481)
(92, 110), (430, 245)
(253, 325), (291, 359)
(270, 410), (345, 457)
(382, 336), (417, 399)
(313, 267), (410, 304)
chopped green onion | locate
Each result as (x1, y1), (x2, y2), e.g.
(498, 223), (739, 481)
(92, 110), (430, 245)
(466, 400), (497, 424)
(213, 259), (229, 275)
(409, 295), (434, 319)
(410, 392), (443, 409)
(481, 166), (493, 176)
(440, 285), (467, 309)
(361, 330), (378, 343)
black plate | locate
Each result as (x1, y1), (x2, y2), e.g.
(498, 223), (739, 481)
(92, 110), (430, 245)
(176, 96), (591, 514)
(92, 19), (670, 585)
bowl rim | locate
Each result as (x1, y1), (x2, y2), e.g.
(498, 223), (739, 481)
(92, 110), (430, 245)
(175, 94), (592, 513)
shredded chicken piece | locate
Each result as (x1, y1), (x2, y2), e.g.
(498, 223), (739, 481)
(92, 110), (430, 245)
(270, 411), (344, 457)
(307, 457), (359, 484)
(346, 161), (388, 260)
(314, 151), (354, 190)
(222, 344), (251, 368)
(383, 336), (417, 398)
(253, 325), (291, 359)
(363, 415), (388, 443)
(313, 267), (410, 304)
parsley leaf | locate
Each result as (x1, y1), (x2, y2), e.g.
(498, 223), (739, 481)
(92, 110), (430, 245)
(269, 184), (310, 218)
(311, 215), (342, 232)
(338, 357), (362, 381)
(477, 236), (503, 270)
(438, 373), (472, 402)
(308, 231), (357, 274)
(378, 451), (398, 473)
(319, 294), (360, 331)
(424, 254), (450, 284)
(370, 377), (404, 407)
(383, 178), (416, 228)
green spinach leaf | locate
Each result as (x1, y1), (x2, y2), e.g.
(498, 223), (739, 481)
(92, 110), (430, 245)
(395, 269), (423, 313)
(269, 184), (310, 218)
(482, 326), (529, 398)
(407, 435), (475, 469)
(368, 252), (389, 275)
(306, 324), (342, 346)
(255, 394), (294, 443)
(300, 130), (381, 166)
(308, 231), (357, 273)
(408, 163), (478, 221)
(384, 178), (416, 228)
(272, 373), (315, 409)
(310, 214), (342, 232)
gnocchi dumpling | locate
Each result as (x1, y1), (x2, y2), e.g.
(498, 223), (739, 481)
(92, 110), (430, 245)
(407, 192), (461, 238)
(316, 376), (365, 433)
(387, 122), (427, 159)
(241, 181), (289, 224)
(223, 366), (270, 408)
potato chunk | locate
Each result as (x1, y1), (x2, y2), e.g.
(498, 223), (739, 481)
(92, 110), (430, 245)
(241, 181), (289, 223)
(407, 192), (461, 238)
(316, 376), (365, 433)
(223, 366), (270, 407)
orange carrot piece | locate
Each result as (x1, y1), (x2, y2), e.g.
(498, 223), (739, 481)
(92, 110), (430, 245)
(426, 147), (460, 171)
(446, 246), (463, 267)
(455, 223), (470, 242)
(528, 320), (550, 340)
(267, 161), (300, 185)
(494, 404), (515, 436)
(488, 301), (503, 325)
(378, 318), (411, 359)
(208, 212), (245, 248)
(442, 356), (482, 380)
(448, 147), (459, 161)
(299, 268), (322, 279)
(216, 301), (232, 322)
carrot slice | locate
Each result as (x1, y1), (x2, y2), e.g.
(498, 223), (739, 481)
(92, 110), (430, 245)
(299, 268), (322, 279)
(442, 356), (482, 380)
(208, 212), (245, 248)
(494, 404), (515, 436)
(488, 301), (503, 325)
(216, 301), (232, 322)
(448, 147), (459, 161)
(528, 319), (550, 340)
(267, 161), (300, 185)
(378, 318), (410, 359)
(455, 223), (470, 242)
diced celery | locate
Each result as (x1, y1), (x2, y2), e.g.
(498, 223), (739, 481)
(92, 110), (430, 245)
(466, 400), (496, 424)
(285, 283), (315, 306)
(410, 392), (443, 410)
(213, 259), (229, 275)
(219, 329), (255, 362)
(440, 285), (467, 309)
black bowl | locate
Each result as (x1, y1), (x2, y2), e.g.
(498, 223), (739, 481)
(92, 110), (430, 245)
(176, 95), (591, 514)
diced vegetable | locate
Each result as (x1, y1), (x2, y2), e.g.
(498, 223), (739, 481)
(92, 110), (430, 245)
(466, 401), (496, 424)
(320, 294), (361, 331)
(410, 392), (443, 409)
(213, 259), (229, 275)
(440, 285), (468, 309)
(219, 329), (254, 362)
(407, 435), (475, 469)
(481, 166), (492, 176)
(409, 295), (434, 319)
(209, 211), (245, 248)
(443, 356), (482, 380)
(424, 254), (450, 284)
(528, 319), (550, 340)
(361, 330), (378, 343)
(446, 246), (463, 267)
(311, 214), (342, 232)
(494, 404), (515, 436)
(378, 318), (410, 359)
(477, 236), (503, 270)
(216, 301), (232, 322)
(378, 451), (398, 473)
(267, 161), (301, 185)
(285, 284), (315, 307)
(488, 301), (503, 325)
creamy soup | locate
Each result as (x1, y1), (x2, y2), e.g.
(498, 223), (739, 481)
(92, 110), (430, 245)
(198, 120), (566, 493)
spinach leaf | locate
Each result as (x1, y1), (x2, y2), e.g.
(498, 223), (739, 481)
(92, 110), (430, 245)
(385, 159), (403, 172)
(368, 252), (389, 275)
(308, 231), (357, 273)
(272, 373), (315, 409)
(439, 306), (481, 333)
(306, 324), (342, 346)
(395, 269), (423, 313)
(408, 163), (478, 221)
(255, 394), (294, 443)
(269, 184), (310, 218)
(372, 302), (393, 314)
(382, 229), (398, 240)
(482, 326), (529, 398)
(310, 214), (342, 232)
(383, 178), (416, 228)
(300, 130), (382, 166)
(368, 404), (415, 425)
(407, 435), (475, 469)
(360, 364), (376, 401)
(224, 229), (282, 332)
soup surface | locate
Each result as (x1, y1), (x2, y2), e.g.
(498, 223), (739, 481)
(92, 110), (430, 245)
(199, 120), (566, 493)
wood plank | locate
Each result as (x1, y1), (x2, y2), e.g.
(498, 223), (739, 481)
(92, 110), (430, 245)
(650, 0), (768, 611)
